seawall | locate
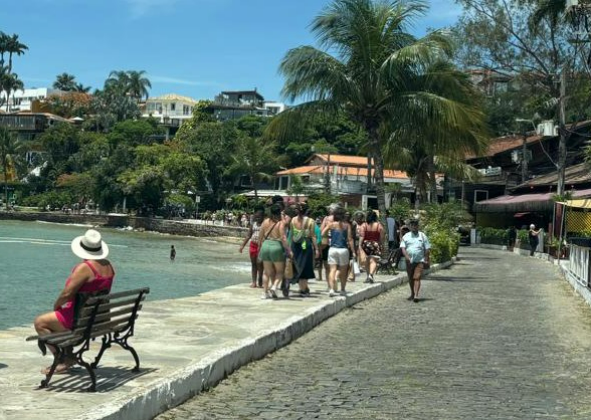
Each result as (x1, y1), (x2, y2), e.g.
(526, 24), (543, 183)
(0, 211), (246, 238)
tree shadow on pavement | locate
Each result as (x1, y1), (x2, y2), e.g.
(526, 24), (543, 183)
(40, 366), (157, 393)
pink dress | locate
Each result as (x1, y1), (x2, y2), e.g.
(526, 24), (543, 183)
(55, 260), (115, 329)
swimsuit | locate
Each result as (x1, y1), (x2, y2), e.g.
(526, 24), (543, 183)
(55, 261), (115, 330)
(249, 222), (261, 259)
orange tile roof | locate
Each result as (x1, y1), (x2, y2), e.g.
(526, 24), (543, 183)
(308, 154), (370, 166)
(277, 165), (409, 179)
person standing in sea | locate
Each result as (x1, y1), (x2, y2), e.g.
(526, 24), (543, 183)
(170, 245), (176, 262)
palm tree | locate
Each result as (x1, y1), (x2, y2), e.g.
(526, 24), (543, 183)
(106, 70), (129, 93)
(227, 135), (285, 200)
(126, 70), (151, 102)
(0, 127), (24, 209)
(106, 70), (151, 102)
(532, 0), (566, 28)
(75, 83), (91, 93)
(53, 73), (77, 91)
(0, 32), (9, 68)
(1, 72), (24, 112)
(383, 60), (488, 204)
(5, 34), (28, 73)
(274, 0), (484, 224)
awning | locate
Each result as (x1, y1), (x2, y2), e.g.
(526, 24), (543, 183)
(474, 188), (591, 213)
(557, 198), (591, 209)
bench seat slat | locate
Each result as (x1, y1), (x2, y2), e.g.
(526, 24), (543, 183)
(86, 288), (149, 304)
(80, 296), (146, 318)
(76, 305), (142, 326)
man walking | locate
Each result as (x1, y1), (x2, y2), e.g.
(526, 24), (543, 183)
(385, 210), (398, 250)
(400, 220), (431, 303)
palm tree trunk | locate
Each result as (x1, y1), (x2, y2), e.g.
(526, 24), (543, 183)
(251, 174), (258, 200)
(428, 155), (437, 204)
(367, 125), (388, 252)
(8, 52), (13, 74)
(3, 167), (8, 210)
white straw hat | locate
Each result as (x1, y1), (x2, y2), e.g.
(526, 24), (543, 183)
(71, 229), (109, 260)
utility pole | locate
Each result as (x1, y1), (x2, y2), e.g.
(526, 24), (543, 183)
(557, 69), (567, 196)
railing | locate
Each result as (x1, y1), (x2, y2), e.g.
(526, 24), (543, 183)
(568, 244), (591, 287)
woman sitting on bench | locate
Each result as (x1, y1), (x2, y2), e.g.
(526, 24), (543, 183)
(34, 229), (115, 374)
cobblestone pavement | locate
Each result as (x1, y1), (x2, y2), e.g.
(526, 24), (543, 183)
(157, 248), (591, 420)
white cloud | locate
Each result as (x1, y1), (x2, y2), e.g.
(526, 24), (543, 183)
(125, 0), (181, 18)
(150, 75), (220, 87)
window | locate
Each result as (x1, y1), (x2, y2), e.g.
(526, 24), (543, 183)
(183, 105), (190, 115)
(170, 103), (176, 111)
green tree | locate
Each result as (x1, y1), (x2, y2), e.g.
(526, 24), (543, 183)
(274, 0), (483, 228)
(227, 134), (285, 200)
(1, 72), (24, 112)
(4, 33), (27, 73)
(53, 73), (78, 91)
(0, 127), (25, 209)
(106, 70), (151, 102)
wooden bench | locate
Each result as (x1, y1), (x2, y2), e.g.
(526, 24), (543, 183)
(27, 287), (150, 392)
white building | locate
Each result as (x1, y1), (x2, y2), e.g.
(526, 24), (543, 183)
(0, 87), (64, 113)
(263, 101), (287, 116)
(143, 93), (198, 127)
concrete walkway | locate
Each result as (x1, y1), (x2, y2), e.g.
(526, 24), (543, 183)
(0, 263), (426, 420)
(157, 248), (591, 420)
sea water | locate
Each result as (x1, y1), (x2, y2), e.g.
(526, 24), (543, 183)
(0, 220), (250, 330)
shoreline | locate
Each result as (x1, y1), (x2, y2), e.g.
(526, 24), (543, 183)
(0, 210), (247, 239)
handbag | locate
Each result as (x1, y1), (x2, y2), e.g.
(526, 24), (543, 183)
(352, 260), (361, 275)
(285, 258), (294, 279)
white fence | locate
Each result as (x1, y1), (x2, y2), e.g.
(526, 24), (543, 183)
(568, 244), (591, 287)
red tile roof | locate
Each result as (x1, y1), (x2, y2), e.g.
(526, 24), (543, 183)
(277, 165), (409, 179)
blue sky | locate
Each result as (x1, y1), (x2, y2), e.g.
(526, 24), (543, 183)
(0, 0), (461, 103)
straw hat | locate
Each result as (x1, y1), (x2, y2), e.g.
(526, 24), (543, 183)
(71, 229), (109, 260)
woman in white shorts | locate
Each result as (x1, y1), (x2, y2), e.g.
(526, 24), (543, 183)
(322, 206), (355, 297)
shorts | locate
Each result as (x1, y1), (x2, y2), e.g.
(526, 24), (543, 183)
(362, 240), (382, 258)
(249, 241), (259, 259)
(328, 247), (349, 266)
(260, 240), (285, 263)
(406, 262), (424, 281)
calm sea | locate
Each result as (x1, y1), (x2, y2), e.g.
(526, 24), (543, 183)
(0, 220), (249, 330)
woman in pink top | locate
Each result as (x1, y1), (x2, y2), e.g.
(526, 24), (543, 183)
(359, 210), (385, 284)
(34, 229), (115, 374)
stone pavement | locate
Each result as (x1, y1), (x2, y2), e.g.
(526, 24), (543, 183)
(157, 247), (591, 420)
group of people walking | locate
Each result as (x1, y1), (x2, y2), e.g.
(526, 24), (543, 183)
(240, 197), (431, 302)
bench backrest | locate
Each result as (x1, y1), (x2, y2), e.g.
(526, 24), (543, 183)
(73, 287), (150, 340)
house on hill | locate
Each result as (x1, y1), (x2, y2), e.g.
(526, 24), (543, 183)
(271, 154), (413, 209)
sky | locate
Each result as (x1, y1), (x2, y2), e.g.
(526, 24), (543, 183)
(0, 0), (462, 103)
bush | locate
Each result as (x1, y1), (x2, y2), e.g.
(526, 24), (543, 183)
(20, 190), (76, 211)
(426, 229), (457, 263)
(478, 227), (509, 246)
